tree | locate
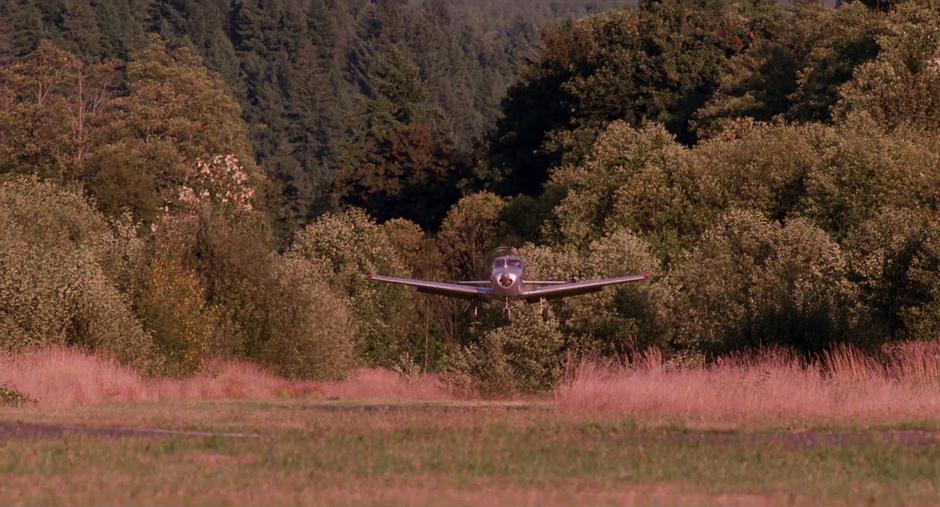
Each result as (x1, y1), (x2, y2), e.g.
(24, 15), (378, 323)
(693, 3), (885, 135)
(0, 41), (116, 181)
(520, 229), (663, 358)
(288, 208), (418, 366)
(836, 3), (940, 133)
(546, 121), (691, 255)
(87, 36), (263, 222)
(437, 192), (508, 280)
(786, 3), (884, 123)
(0, 176), (153, 368)
(454, 305), (565, 394)
(845, 207), (940, 343)
(489, 1), (750, 195)
(335, 124), (470, 229)
(799, 115), (940, 238)
(666, 210), (859, 355)
(137, 248), (216, 376)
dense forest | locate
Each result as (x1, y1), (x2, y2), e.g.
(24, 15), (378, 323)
(2, 0), (940, 393)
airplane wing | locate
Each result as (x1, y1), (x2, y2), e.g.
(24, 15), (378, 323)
(520, 273), (650, 302)
(368, 274), (493, 301)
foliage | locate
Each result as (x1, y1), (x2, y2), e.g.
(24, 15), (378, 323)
(0, 176), (153, 367)
(666, 210), (860, 355)
(0, 40), (116, 181)
(798, 114), (940, 237)
(5, 1), (940, 391)
(521, 230), (664, 357)
(335, 125), (470, 230)
(489, 1), (753, 194)
(455, 306), (565, 394)
(845, 208), (940, 343)
(836, 3), (940, 133)
(289, 208), (417, 366)
(88, 36), (263, 223)
(136, 248), (216, 377)
(259, 255), (355, 379)
(693, 3), (885, 135)
(0, 383), (33, 406)
(546, 121), (692, 257)
(436, 192), (508, 280)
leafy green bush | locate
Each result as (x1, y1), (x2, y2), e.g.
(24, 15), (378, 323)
(836, 3), (940, 133)
(548, 122), (690, 253)
(145, 202), (355, 379)
(137, 249), (216, 376)
(0, 176), (153, 367)
(845, 207), (940, 343)
(799, 115), (940, 238)
(667, 209), (860, 355)
(258, 256), (355, 380)
(521, 229), (664, 357)
(436, 192), (508, 279)
(455, 306), (565, 394)
(289, 207), (416, 366)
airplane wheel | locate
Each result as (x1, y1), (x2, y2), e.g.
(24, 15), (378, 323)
(541, 306), (553, 322)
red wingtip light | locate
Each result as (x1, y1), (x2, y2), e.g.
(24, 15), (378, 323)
(643, 272), (651, 280)
(367, 273), (374, 280)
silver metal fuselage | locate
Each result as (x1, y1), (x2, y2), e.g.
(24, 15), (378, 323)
(489, 256), (526, 302)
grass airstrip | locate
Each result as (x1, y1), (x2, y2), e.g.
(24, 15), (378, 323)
(2, 346), (940, 506)
(1, 399), (940, 506)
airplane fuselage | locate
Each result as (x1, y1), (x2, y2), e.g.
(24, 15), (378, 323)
(489, 256), (527, 301)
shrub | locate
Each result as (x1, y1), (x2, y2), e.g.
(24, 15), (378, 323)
(0, 383), (33, 406)
(667, 209), (860, 355)
(436, 192), (508, 279)
(136, 249), (216, 376)
(147, 202), (356, 379)
(0, 177), (153, 367)
(289, 208), (416, 366)
(258, 256), (355, 379)
(455, 306), (565, 394)
(798, 115), (940, 238)
(836, 3), (940, 133)
(845, 207), (940, 342)
(520, 230), (664, 357)
(547, 122), (690, 255)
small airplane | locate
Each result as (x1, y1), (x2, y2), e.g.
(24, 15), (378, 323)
(367, 249), (650, 320)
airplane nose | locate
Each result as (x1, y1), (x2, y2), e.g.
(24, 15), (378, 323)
(498, 273), (514, 288)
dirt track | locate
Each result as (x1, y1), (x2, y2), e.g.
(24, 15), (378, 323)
(0, 421), (261, 440)
(1, 415), (937, 449)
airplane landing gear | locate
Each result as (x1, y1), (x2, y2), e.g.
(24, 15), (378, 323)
(467, 303), (479, 322)
(539, 298), (553, 322)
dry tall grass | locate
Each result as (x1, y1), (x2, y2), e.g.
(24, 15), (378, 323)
(0, 347), (452, 407)
(6, 343), (940, 427)
(556, 342), (940, 426)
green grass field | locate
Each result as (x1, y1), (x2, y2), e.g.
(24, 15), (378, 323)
(1, 400), (939, 506)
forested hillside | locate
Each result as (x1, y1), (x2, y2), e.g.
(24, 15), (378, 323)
(3, 0), (940, 393)
(0, 0), (633, 228)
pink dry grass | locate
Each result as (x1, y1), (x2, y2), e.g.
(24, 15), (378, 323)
(556, 342), (940, 426)
(0, 347), (452, 407)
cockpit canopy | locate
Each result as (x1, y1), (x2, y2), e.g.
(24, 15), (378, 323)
(493, 256), (524, 270)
